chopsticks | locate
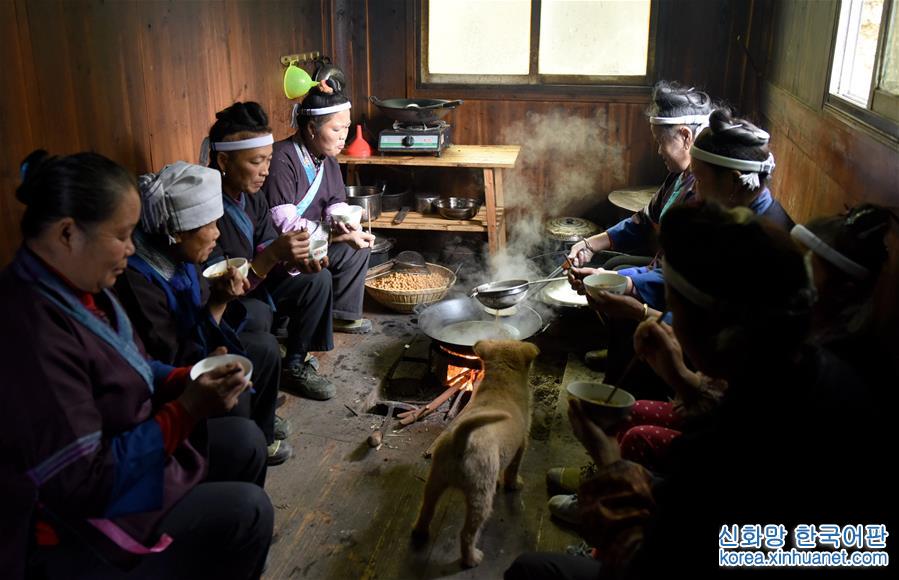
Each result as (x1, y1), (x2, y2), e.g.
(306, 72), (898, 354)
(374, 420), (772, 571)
(604, 310), (669, 403)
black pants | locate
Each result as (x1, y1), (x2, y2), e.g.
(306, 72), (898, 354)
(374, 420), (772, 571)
(37, 417), (272, 580)
(327, 241), (370, 321)
(268, 268), (333, 357)
(505, 552), (602, 580)
(236, 298), (282, 445)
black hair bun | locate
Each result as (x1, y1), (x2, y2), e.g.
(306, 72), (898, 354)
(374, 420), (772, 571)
(649, 81), (712, 119)
(844, 204), (894, 240)
(708, 109), (769, 146)
(215, 101), (269, 128)
(654, 82), (710, 109)
(325, 77), (344, 95)
(16, 149), (51, 205)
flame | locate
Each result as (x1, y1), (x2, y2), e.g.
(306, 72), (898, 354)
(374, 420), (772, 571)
(446, 365), (483, 392)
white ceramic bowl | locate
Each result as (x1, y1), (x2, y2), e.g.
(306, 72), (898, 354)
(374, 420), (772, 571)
(189, 353), (253, 382)
(566, 381), (635, 430)
(584, 273), (628, 298)
(330, 205), (364, 226)
(202, 258), (250, 280)
(310, 239), (328, 261)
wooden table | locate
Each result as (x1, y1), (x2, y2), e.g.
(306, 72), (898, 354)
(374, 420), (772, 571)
(338, 145), (520, 254)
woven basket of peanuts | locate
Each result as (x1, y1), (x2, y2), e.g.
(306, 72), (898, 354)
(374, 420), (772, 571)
(364, 262), (457, 313)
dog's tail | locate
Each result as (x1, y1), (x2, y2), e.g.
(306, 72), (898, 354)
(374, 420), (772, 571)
(451, 411), (511, 449)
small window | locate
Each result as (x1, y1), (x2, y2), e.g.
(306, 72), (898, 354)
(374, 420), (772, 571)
(829, 0), (899, 136)
(423, 0), (653, 87)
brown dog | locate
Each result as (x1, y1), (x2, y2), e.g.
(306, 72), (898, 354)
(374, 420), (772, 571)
(412, 339), (540, 568)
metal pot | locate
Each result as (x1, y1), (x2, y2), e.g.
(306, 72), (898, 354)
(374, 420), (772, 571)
(370, 96), (463, 124)
(369, 237), (394, 267)
(345, 186), (382, 221)
(415, 192), (440, 214)
(433, 197), (480, 220)
(417, 297), (543, 349)
(381, 188), (411, 212)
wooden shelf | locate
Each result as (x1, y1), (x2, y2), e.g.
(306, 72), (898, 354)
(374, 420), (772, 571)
(338, 144), (520, 168)
(366, 207), (503, 232)
(339, 144), (517, 254)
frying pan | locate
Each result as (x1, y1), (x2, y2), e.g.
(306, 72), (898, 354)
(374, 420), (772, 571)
(370, 96), (463, 124)
(417, 297), (543, 349)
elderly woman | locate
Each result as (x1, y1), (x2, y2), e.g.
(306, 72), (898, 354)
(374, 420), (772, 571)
(1, 151), (272, 579)
(263, 77), (374, 335)
(115, 161), (291, 466)
(508, 203), (886, 579)
(202, 101), (337, 401)
(567, 81), (713, 309)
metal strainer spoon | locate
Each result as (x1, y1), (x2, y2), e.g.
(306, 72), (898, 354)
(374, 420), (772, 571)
(394, 250), (429, 274)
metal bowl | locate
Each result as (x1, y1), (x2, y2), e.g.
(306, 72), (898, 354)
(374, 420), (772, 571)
(433, 197), (480, 220)
(345, 186), (382, 221)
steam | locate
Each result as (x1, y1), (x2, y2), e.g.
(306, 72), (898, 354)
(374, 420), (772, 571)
(447, 109), (625, 325)
(485, 109), (624, 285)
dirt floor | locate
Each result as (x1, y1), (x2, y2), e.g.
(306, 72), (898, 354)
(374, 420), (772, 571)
(263, 297), (606, 580)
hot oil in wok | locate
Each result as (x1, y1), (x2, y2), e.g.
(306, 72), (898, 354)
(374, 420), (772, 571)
(439, 320), (521, 344)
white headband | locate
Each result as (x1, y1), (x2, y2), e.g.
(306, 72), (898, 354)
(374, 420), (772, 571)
(290, 101), (352, 129)
(662, 258), (720, 310)
(690, 146), (776, 174)
(198, 134), (274, 166)
(212, 134), (274, 151)
(663, 257), (816, 315)
(300, 101), (351, 116)
(649, 114), (711, 127)
(790, 224), (870, 280)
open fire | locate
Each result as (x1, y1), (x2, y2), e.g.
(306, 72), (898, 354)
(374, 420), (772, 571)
(397, 343), (484, 426)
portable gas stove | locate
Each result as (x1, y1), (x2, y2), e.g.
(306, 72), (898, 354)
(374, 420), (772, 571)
(378, 121), (452, 156)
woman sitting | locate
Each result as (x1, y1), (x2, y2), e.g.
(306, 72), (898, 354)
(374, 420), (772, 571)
(264, 77), (374, 335)
(791, 204), (897, 392)
(1, 151), (272, 579)
(573, 109), (795, 386)
(508, 203), (886, 579)
(567, 81), (713, 311)
(616, 203), (898, 476)
(202, 101), (337, 401)
(115, 161), (291, 465)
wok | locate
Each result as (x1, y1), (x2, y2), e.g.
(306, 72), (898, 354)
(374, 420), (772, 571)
(417, 297), (543, 349)
(370, 96), (463, 124)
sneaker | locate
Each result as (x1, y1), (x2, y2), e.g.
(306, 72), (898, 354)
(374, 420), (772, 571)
(274, 415), (292, 440)
(267, 439), (293, 466)
(282, 361), (336, 400)
(333, 318), (373, 334)
(548, 494), (581, 525)
(546, 463), (597, 494)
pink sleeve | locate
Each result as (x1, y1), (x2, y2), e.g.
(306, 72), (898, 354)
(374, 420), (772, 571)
(270, 204), (307, 234)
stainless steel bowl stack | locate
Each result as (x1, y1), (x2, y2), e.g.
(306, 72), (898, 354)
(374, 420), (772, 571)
(432, 197), (480, 220)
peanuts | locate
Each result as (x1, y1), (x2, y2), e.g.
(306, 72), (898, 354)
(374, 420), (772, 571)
(368, 271), (448, 291)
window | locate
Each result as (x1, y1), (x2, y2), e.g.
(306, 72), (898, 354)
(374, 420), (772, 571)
(829, 0), (899, 136)
(423, 0), (654, 87)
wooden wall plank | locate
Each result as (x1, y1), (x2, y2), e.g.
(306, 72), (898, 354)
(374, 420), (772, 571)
(0, 0), (37, 264)
(0, 0), (327, 265)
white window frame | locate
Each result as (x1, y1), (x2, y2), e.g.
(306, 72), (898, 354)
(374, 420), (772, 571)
(827, 0), (899, 140)
(419, 0), (657, 90)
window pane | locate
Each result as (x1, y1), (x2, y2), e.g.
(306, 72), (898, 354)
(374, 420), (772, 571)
(428, 0), (531, 75)
(538, 0), (650, 76)
(830, 0), (884, 106)
(878, 1), (899, 95)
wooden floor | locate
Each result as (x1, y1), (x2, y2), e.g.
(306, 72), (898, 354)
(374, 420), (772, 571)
(262, 301), (605, 579)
